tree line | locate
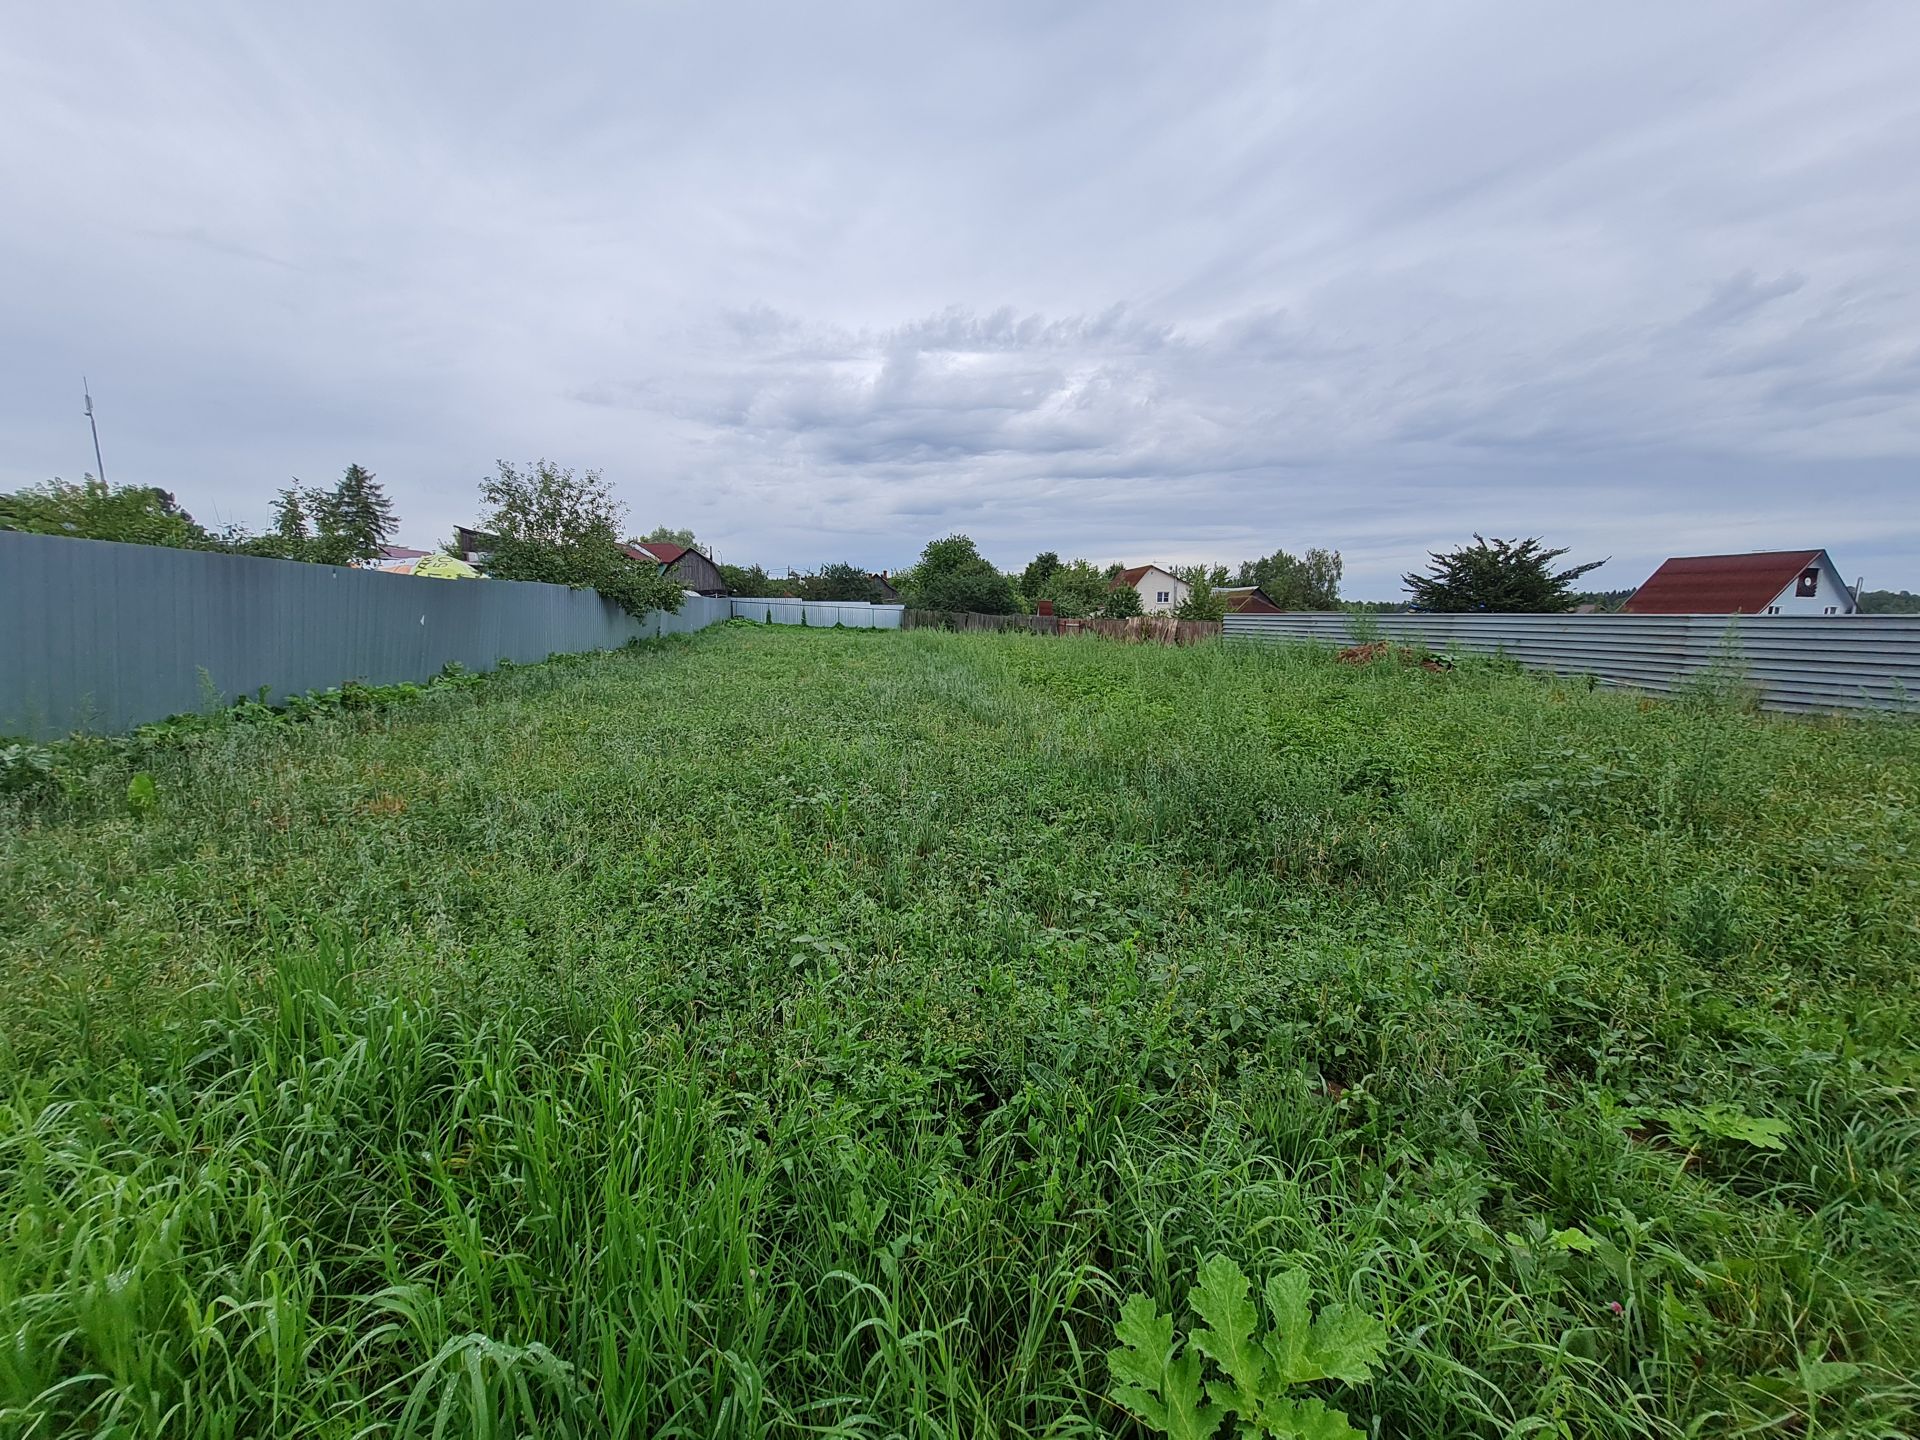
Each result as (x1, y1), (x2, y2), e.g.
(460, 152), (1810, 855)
(0, 469), (402, 567)
(0, 472), (1606, 617)
(26, 468), (1888, 616)
(817, 539), (1350, 620)
(0, 463), (686, 618)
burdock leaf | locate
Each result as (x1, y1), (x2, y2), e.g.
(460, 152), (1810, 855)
(1261, 1270), (1316, 1383)
(1109, 1294), (1226, 1440)
(1256, 1394), (1368, 1440)
(1304, 1303), (1388, 1384)
(1188, 1255), (1267, 1415)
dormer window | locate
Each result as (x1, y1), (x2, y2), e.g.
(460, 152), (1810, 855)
(1796, 568), (1819, 597)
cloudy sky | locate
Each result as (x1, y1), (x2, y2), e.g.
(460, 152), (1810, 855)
(4, 2), (1917, 595)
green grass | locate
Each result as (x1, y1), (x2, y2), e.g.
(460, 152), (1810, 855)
(2, 624), (1916, 1438)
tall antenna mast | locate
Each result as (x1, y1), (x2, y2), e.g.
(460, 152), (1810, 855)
(83, 377), (108, 482)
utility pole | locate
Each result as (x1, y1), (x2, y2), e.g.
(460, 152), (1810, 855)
(83, 377), (107, 483)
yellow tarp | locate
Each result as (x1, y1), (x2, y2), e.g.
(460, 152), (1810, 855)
(382, 554), (484, 579)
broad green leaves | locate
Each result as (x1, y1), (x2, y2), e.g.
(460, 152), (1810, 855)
(125, 772), (158, 818)
(1657, 1104), (1793, 1152)
(1189, 1255), (1267, 1413)
(1109, 1257), (1386, 1440)
(1258, 1395), (1371, 1440)
(1110, 1296), (1226, 1440)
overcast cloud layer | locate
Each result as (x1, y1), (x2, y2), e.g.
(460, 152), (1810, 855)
(4, 2), (1917, 593)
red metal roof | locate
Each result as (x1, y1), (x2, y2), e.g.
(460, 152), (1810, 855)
(627, 541), (688, 565)
(1112, 564), (1175, 588)
(1623, 550), (1822, 614)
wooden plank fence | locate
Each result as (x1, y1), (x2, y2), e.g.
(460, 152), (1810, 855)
(903, 609), (1221, 645)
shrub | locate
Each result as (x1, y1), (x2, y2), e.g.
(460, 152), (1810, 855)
(475, 461), (681, 618)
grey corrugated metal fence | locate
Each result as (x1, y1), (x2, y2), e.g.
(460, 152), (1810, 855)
(731, 598), (904, 628)
(1224, 611), (1920, 713)
(0, 530), (732, 739)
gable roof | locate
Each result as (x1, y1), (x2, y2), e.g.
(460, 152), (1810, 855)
(1216, 585), (1283, 614)
(627, 540), (689, 565)
(1112, 564), (1180, 589)
(1623, 550), (1829, 614)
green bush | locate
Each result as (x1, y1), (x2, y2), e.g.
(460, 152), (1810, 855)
(475, 460), (681, 618)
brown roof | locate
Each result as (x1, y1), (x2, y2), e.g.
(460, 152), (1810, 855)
(628, 540), (689, 565)
(1217, 585), (1283, 614)
(1623, 550), (1824, 614)
(1112, 563), (1176, 588)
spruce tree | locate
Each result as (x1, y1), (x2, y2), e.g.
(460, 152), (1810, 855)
(326, 464), (397, 563)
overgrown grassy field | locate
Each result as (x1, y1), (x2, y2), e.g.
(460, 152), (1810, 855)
(3, 625), (1916, 1437)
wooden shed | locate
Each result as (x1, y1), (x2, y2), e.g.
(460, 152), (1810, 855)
(625, 541), (729, 595)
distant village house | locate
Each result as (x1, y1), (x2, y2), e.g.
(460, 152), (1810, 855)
(1624, 549), (1857, 616)
(1111, 564), (1189, 615)
(623, 540), (729, 595)
(1215, 585), (1283, 614)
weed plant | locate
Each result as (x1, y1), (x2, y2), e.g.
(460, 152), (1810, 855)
(2, 628), (1915, 1437)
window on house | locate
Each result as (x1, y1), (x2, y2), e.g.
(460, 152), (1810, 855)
(1767, 605), (1781, 614)
(1796, 568), (1819, 597)
(1825, 606), (1838, 615)
(1157, 591), (1170, 603)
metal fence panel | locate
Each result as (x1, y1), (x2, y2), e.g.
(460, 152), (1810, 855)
(1223, 611), (1920, 712)
(0, 531), (732, 739)
(730, 598), (904, 629)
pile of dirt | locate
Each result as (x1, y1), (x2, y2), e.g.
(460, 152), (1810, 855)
(1336, 639), (1452, 673)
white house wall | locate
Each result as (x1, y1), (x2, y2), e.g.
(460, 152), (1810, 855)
(1133, 568), (1189, 614)
(1762, 553), (1856, 615)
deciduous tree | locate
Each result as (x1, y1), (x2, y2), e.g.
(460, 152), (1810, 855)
(900, 534), (1018, 614)
(1234, 547), (1343, 610)
(1019, 551), (1062, 600)
(1173, 564), (1229, 621)
(639, 524), (697, 547)
(476, 460), (681, 617)
(796, 562), (880, 602)
(1034, 559), (1111, 617)
(718, 562), (773, 596)
(0, 476), (223, 550)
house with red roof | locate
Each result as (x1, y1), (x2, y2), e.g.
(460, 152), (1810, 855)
(1623, 549), (1856, 616)
(623, 540), (729, 595)
(1111, 563), (1189, 614)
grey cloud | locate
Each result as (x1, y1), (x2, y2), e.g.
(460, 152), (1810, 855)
(1, 1), (1916, 593)
(1689, 269), (1808, 328)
